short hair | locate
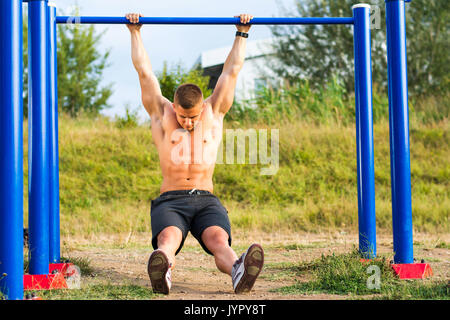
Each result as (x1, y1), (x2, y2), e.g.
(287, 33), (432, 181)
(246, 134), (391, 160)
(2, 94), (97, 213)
(174, 83), (203, 109)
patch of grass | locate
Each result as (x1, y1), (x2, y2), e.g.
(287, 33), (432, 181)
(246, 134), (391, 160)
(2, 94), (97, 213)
(273, 249), (450, 300)
(36, 283), (159, 300)
(115, 107), (140, 129)
(435, 241), (450, 250)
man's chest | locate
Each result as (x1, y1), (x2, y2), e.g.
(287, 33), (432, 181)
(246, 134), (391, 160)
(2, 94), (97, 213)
(160, 116), (223, 165)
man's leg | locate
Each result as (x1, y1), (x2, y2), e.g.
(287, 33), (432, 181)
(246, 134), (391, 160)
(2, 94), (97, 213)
(201, 226), (264, 294)
(201, 226), (238, 275)
(155, 226), (183, 268)
(148, 226), (183, 294)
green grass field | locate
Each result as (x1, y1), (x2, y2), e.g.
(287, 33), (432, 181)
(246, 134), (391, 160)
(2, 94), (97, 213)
(21, 110), (449, 238)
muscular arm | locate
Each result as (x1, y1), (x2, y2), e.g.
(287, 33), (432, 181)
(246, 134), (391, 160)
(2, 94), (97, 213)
(206, 14), (253, 116)
(127, 14), (170, 120)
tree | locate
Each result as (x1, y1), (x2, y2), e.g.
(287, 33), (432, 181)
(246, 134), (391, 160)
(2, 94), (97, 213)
(268, 0), (449, 97)
(405, 0), (450, 97)
(57, 23), (113, 117)
(157, 61), (212, 101)
(267, 0), (386, 94)
(22, 11), (113, 118)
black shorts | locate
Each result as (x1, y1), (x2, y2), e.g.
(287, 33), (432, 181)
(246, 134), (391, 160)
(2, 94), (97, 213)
(150, 189), (232, 255)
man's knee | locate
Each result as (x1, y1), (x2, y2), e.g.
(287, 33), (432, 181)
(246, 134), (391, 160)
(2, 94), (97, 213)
(201, 226), (230, 251)
(157, 226), (183, 247)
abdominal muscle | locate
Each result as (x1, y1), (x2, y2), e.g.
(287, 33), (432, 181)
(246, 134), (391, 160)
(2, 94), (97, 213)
(159, 163), (216, 194)
(154, 104), (223, 194)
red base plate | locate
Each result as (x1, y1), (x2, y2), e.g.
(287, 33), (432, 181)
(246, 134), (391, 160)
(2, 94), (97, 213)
(23, 273), (68, 290)
(360, 259), (433, 280)
(391, 263), (433, 279)
(23, 262), (75, 291)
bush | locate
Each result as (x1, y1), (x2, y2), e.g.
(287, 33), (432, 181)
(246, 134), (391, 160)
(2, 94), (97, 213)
(115, 107), (139, 129)
(227, 76), (384, 125)
(157, 61), (212, 101)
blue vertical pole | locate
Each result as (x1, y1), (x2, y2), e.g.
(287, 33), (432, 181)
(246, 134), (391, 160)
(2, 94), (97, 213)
(48, 2), (61, 264)
(385, 0), (414, 264)
(0, 0), (24, 300)
(28, 0), (50, 275)
(352, 4), (376, 258)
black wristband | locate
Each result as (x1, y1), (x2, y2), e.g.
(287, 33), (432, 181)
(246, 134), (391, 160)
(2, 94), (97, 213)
(236, 31), (249, 38)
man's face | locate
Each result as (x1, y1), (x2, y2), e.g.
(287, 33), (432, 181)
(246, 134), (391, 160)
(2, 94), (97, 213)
(173, 102), (204, 132)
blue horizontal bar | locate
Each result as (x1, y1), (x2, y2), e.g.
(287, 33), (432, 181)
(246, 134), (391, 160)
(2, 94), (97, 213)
(56, 16), (354, 25)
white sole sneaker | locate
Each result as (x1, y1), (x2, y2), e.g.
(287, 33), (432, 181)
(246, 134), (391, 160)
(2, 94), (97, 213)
(232, 244), (264, 294)
(147, 249), (171, 295)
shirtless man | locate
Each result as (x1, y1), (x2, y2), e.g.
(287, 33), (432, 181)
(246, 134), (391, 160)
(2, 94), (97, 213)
(126, 13), (264, 295)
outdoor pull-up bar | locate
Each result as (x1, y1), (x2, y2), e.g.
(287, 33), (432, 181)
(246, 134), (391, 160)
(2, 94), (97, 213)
(0, 2), (375, 301)
(55, 16), (355, 25)
(1, 0), (429, 301)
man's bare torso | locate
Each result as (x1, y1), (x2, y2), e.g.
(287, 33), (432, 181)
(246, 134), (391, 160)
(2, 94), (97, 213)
(151, 101), (224, 194)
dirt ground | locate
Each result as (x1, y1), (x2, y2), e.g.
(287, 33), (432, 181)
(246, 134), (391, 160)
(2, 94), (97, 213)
(62, 231), (449, 300)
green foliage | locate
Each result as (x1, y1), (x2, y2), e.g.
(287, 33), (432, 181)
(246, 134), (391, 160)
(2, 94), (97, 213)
(268, 0), (449, 98)
(227, 76), (390, 125)
(57, 23), (113, 117)
(268, 0), (384, 94)
(227, 74), (448, 126)
(115, 106), (140, 129)
(405, 0), (450, 97)
(156, 61), (212, 101)
(22, 9), (113, 118)
(409, 93), (450, 124)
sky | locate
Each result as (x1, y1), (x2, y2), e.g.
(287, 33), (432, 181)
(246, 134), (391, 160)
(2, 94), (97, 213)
(49, 0), (293, 121)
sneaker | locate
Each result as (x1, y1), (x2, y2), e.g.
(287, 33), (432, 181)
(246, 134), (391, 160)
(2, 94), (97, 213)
(147, 249), (172, 294)
(231, 243), (264, 294)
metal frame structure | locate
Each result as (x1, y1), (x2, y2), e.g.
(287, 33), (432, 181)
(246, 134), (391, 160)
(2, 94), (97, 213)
(0, 0), (427, 300)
